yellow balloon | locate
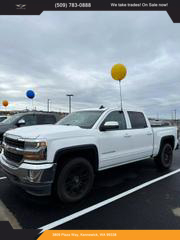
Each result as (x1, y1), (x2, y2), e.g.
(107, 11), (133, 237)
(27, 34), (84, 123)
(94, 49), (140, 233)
(111, 64), (127, 81)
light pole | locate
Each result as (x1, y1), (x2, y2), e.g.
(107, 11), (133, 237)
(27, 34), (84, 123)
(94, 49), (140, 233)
(174, 109), (177, 125)
(174, 109), (176, 121)
(47, 99), (51, 112)
(66, 94), (74, 114)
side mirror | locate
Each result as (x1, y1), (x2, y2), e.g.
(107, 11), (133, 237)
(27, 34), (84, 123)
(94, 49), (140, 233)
(17, 119), (25, 127)
(100, 121), (119, 131)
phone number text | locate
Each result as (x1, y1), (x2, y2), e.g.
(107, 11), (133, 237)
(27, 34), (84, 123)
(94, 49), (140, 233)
(55, 3), (91, 8)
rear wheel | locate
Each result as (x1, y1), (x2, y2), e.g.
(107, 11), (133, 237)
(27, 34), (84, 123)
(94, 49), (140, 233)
(55, 157), (94, 203)
(154, 143), (173, 169)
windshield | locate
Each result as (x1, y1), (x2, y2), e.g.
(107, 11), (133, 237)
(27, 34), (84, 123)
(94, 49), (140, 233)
(57, 111), (104, 129)
(2, 114), (21, 124)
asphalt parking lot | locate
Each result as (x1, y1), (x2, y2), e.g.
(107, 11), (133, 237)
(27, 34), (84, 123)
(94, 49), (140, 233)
(0, 149), (180, 231)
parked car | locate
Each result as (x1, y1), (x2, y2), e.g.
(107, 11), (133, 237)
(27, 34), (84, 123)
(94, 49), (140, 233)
(0, 108), (178, 202)
(0, 116), (8, 123)
(0, 111), (60, 144)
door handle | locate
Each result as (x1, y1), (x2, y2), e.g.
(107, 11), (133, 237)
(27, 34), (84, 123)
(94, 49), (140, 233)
(147, 132), (153, 136)
(124, 134), (131, 138)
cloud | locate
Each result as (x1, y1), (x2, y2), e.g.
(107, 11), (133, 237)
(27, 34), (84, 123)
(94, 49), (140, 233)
(0, 11), (180, 118)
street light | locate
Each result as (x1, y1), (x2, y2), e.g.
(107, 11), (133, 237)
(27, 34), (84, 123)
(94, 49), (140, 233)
(66, 94), (74, 114)
(47, 99), (51, 112)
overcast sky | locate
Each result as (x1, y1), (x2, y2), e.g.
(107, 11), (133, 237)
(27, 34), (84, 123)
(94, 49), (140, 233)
(0, 11), (180, 118)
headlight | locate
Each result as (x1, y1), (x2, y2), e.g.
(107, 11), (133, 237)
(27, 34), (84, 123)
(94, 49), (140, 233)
(23, 140), (47, 161)
(24, 141), (47, 150)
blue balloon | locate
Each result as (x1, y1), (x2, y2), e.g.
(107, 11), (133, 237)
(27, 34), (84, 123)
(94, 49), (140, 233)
(26, 90), (35, 99)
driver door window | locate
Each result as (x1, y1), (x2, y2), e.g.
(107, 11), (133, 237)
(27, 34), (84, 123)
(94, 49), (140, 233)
(102, 111), (126, 130)
(20, 115), (36, 126)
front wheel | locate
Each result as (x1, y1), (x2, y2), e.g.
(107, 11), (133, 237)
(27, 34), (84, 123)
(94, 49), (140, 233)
(55, 157), (94, 203)
(154, 143), (173, 170)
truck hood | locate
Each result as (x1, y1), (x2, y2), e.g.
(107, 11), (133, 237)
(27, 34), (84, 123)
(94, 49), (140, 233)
(5, 124), (87, 139)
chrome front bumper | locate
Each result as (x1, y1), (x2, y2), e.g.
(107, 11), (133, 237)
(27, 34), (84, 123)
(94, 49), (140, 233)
(0, 154), (57, 196)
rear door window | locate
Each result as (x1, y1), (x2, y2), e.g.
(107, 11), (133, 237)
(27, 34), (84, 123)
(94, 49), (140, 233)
(128, 111), (147, 129)
(36, 114), (56, 124)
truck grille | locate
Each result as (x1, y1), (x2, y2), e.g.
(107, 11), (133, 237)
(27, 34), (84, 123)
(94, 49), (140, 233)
(3, 136), (24, 165)
(4, 137), (24, 149)
(4, 149), (23, 164)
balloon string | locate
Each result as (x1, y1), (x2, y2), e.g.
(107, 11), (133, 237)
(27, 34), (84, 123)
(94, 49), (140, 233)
(119, 80), (123, 111)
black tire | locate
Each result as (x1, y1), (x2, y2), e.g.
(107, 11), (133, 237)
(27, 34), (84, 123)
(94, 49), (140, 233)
(154, 143), (173, 169)
(55, 157), (94, 203)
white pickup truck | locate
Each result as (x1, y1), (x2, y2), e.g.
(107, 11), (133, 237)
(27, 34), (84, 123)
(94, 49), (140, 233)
(0, 108), (178, 202)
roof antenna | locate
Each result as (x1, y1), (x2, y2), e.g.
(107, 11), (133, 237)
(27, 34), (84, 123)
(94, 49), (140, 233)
(99, 105), (105, 109)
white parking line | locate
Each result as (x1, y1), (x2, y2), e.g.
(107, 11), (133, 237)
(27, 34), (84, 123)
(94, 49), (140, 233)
(0, 177), (7, 180)
(39, 168), (180, 232)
